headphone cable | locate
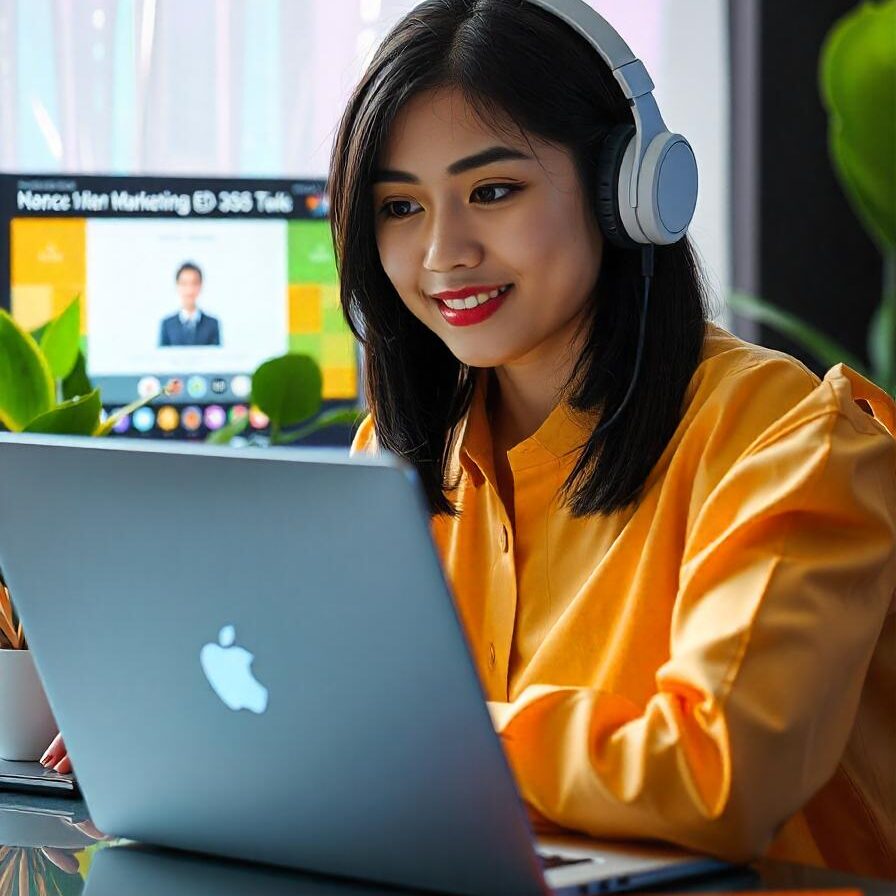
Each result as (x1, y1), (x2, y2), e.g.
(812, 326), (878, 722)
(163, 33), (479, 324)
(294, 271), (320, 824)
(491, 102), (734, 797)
(595, 244), (655, 435)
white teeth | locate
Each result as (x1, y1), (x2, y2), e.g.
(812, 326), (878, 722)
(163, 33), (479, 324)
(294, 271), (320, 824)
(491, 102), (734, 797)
(440, 285), (511, 311)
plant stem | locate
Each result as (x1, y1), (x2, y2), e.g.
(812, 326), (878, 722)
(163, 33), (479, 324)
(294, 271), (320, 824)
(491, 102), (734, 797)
(273, 408), (362, 445)
(884, 251), (896, 394)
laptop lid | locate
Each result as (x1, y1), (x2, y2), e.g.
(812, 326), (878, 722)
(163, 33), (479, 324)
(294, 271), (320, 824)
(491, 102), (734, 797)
(0, 433), (546, 896)
(0, 434), (723, 895)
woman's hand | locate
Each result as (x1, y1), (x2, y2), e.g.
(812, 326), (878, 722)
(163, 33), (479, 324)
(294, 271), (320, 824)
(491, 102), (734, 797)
(39, 732), (72, 774)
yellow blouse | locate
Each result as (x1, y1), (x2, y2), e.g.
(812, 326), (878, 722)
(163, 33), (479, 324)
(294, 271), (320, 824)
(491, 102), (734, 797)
(351, 322), (896, 876)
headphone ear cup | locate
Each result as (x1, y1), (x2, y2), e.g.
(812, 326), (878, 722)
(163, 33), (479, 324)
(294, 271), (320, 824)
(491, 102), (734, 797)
(596, 124), (642, 249)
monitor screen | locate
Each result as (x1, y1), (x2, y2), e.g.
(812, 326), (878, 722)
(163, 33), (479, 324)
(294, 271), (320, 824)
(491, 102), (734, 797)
(0, 173), (358, 440)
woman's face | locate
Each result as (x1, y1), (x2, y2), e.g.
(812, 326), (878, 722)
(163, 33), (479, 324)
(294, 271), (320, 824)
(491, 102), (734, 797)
(372, 86), (604, 371)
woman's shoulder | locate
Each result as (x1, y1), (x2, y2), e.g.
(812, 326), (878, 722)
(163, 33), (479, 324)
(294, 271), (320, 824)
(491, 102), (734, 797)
(664, 322), (896, 490)
(674, 323), (818, 457)
(688, 322), (841, 431)
(694, 321), (820, 395)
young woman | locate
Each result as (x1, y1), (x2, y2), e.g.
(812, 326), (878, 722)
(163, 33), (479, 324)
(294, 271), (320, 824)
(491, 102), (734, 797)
(334, 0), (896, 878)
(43, 0), (896, 877)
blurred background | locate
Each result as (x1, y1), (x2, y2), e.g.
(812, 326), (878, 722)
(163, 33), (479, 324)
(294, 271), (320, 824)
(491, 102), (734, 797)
(0, 0), (890, 444)
(0, 0), (732, 305)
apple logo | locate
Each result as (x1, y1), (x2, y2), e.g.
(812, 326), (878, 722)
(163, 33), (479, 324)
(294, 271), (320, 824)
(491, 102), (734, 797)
(200, 625), (269, 713)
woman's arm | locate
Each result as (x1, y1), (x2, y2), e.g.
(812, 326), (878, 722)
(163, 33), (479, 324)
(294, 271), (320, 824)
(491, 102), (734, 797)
(489, 403), (896, 862)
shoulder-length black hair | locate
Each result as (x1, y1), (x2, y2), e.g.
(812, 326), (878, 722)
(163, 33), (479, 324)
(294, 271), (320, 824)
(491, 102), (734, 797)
(328, 0), (708, 517)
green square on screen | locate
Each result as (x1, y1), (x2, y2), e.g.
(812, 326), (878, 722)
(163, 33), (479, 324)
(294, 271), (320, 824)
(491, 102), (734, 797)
(289, 333), (321, 358)
(323, 304), (348, 332)
(288, 221), (338, 284)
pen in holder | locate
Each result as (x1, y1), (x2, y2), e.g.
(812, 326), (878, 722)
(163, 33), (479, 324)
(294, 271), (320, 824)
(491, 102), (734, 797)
(0, 567), (26, 651)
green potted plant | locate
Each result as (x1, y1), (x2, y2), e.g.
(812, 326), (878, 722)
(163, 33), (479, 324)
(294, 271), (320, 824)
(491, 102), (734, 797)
(206, 352), (362, 448)
(0, 298), (155, 760)
(730, 0), (896, 392)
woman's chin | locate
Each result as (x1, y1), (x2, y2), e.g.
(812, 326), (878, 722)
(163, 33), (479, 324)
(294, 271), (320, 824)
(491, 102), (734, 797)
(431, 331), (518, 370)
(444, 348), (509, 369)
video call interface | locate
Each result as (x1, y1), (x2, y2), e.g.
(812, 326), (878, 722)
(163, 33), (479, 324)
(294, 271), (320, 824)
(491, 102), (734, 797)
(0, 174), (358, 440)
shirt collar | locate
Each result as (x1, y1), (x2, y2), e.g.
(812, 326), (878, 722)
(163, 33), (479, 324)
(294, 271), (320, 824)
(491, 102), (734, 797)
(179, 309), (201, 325)
(455, 371), (596, 486)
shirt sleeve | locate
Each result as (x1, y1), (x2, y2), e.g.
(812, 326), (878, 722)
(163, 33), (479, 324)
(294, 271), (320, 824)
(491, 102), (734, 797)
(487, 370), (896, 862)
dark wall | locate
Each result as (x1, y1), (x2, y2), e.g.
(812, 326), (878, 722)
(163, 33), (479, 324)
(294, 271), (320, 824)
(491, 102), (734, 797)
(729, 0), (883, 377)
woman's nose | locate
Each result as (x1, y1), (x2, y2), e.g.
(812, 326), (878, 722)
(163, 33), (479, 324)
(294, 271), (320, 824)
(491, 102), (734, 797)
(423, 206), (484, 272)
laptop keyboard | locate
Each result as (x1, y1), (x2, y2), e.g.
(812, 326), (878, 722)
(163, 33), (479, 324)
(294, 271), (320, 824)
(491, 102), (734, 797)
(538, 853), (594, 870)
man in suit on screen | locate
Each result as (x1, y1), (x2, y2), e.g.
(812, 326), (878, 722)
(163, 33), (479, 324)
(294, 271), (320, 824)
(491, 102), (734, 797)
(159, 261), (222, 347)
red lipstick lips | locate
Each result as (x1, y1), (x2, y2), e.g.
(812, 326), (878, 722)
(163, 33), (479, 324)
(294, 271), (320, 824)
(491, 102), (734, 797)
(430, 283), (513, 327)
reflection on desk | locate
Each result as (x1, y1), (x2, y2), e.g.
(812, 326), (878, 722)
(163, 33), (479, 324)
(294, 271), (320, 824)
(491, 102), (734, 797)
(0, 794), (113, 895)
(0, 794), (892, 895)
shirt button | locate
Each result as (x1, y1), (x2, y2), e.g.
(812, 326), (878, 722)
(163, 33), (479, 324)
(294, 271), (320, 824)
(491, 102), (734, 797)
(500, 525), (509, 553)
(488, 642), (497, 667)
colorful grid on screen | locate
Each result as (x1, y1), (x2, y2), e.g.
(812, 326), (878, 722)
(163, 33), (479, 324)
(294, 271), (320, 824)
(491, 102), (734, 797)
(288, 220), (356, 400)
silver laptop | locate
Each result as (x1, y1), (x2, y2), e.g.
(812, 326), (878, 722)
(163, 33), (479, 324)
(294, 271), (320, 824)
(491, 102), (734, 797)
(0, 434), (725, 895)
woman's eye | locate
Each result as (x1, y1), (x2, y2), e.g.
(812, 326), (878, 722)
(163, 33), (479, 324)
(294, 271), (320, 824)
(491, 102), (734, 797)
(472, 184), (521, 204)
(379, 184), (521, 220)
(380, 198), (421, 219)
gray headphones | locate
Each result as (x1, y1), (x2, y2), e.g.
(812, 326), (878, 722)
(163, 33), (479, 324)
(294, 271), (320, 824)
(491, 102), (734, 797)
(525, 0), (699, 249)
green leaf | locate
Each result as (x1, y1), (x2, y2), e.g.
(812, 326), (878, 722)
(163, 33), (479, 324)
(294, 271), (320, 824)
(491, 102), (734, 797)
(820, 0), (896, 252)
(23, 389), (102, 436)
(251, 354), (323, 430)
(728, 291), (870, 376)
(205, 414), (250, 445)
(94, 390), (163, 436)
(273, 406), (364, 445)
(39, 296), (82, 381)
(0, 309), (55, 431)
(62, 350), (93, 401)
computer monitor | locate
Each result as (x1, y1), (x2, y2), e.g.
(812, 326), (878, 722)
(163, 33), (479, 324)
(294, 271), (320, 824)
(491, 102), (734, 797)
(0, 173), (359, 441)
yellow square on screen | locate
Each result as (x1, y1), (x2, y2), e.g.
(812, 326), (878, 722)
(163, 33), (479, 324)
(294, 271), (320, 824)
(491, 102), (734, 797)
(10, 285), (54, 332)
(289, 284), (322, 334)
(12, 218), (86, 286)
(322, 333), (356, 366)
(323, 366), (357, 400)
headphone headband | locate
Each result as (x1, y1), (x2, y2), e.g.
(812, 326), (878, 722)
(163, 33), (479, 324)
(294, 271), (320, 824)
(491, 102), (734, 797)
(517, 0), (699, 246)
(523, 0), (643, 87)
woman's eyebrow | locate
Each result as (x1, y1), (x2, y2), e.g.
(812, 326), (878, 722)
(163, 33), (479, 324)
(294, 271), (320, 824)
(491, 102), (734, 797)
(373, 146), (532, 184)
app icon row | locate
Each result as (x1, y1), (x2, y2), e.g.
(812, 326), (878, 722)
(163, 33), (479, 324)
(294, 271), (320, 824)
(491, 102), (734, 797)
(106, 404), (270, 434)
(137, 375), (252, 400)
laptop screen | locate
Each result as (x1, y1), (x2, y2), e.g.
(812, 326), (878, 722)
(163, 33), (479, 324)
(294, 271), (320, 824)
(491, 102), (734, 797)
(0, 173), (358, 440)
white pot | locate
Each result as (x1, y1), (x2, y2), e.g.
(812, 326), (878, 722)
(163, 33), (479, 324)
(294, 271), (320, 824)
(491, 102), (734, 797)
(0, 649), (58, 761)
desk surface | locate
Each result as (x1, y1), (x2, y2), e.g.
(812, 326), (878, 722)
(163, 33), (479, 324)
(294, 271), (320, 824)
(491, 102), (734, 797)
(0, 790), (891, 895)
